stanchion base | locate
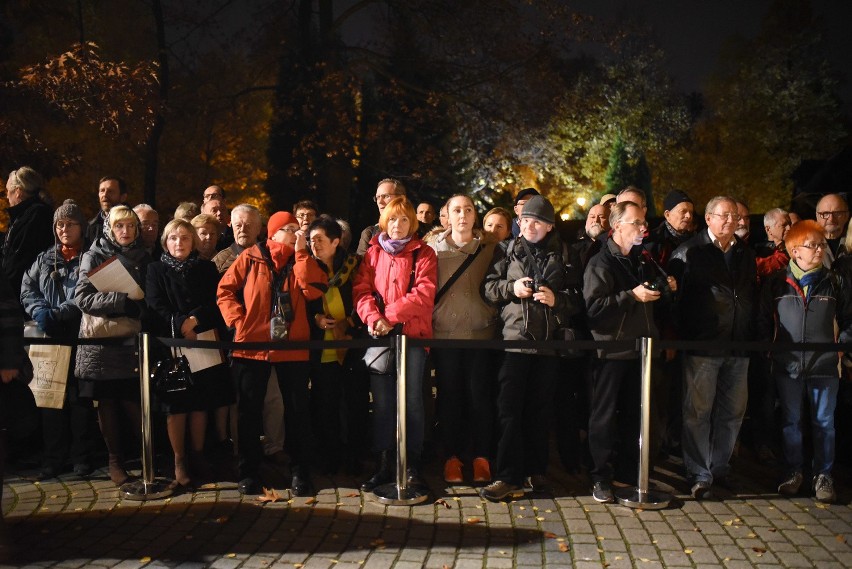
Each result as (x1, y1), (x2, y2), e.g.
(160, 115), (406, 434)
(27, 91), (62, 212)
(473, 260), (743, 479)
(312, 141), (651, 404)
(372, 483), (430, 506)
(120, 478), (174, 501)
(615, 487), (672, 510)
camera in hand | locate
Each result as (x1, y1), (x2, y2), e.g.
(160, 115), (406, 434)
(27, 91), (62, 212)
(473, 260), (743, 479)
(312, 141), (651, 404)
(525, 278), (548, 291)
(270, 315), (290, 340)
(643, 276), (671, 295)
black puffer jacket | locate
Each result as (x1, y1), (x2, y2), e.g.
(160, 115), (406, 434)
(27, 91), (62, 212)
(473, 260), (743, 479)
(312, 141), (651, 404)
(484, 232), (582, 354)
(758, 266), (852, 380)
(669, 231), (756, 355)
(584, 239), (668, 359)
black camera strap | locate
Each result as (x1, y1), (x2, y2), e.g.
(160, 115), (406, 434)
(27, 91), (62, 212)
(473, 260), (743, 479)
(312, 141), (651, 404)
(519, 236), (546, 286)
(434, 244), (482, 304)
(257, 241), (295, 322)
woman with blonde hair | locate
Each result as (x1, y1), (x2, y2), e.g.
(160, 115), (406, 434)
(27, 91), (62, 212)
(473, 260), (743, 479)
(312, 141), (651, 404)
(75, 205), (151, 485)
(190, 213), (222, 260)
(146, 218), (234, 489)
(353, 197), (437, 492)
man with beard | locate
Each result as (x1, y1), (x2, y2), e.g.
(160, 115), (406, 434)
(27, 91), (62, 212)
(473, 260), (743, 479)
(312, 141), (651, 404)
(86, 176), (128, 244)
(735, 201), (751, 244)
(813, 193), (849, 267)
(570, 204), (609, 271)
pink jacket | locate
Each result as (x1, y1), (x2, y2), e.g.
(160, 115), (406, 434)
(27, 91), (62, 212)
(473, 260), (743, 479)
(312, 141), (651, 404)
(353, 234), (437, 340)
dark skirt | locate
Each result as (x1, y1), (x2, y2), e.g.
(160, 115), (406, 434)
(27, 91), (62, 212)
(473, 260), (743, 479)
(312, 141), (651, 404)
(77, 377), (140, 403)
(155, 362), (235, 415)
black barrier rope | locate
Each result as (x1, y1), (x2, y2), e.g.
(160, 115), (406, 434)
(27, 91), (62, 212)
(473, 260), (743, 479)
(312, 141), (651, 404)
(22, 334), (852, 354)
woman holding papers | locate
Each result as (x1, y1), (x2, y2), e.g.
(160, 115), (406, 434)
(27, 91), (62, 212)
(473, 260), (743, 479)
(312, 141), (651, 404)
(74, 205), (151, 486)
(146, 218), (233, 489)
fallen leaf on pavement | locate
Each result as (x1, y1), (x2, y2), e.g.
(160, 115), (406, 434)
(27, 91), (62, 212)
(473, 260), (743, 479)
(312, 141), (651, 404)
(752, 547), (767, 554)
(140, 557), (151, 563)
(543, 532), (558, 539)
(345, 492), (359, 498)
(837, 535), (847, 544)
(435, 499), (452, 509)
(466, 517), (482, 524)
(558, 543), (570, 552)
(684, 549), (693, 554)
(257, 487), (284, 503)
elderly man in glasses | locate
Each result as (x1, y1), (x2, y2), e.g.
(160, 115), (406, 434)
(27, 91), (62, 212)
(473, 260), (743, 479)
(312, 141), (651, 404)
(813, 193), (849, 266)
(583, 201), (676, 503)
(669, 195), (757, 500)
(356, 178), (407, 255)
(2, 167), (54, 295)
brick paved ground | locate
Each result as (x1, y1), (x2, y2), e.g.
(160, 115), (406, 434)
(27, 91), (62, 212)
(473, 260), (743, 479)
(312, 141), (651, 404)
(2, 452), (851, 568)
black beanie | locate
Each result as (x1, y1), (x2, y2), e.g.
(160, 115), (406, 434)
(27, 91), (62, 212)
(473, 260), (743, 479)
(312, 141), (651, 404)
(664, 190), (692, 212)
(521, 195), (555, 225)
(514, 187), (540, 206)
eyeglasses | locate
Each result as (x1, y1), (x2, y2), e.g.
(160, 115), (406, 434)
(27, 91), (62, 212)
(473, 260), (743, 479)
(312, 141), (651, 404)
(709, 212), (741, 221)
(798, 242), (828, 251)
(278, 227), (298, 234)
(55, 222), (80, 230)
(622, 219), (648, 228)
(295, 213), (314, 220)
(816, 210), (848, 219)
(373, 193), (401, 203)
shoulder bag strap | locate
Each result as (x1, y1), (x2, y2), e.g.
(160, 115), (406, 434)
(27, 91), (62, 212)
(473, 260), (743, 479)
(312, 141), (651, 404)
(434, 245), (482, 304)
(519, 236), (546, 283)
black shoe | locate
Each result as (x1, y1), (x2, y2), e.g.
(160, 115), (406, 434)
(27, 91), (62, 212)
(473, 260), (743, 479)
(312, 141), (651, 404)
(525, 474), (552, 494)
(592, 481), (615, 503)
(291, 474), (314, 497)
(72, 463), (93, 477)
(361, 451), (393, 492)
(406, 467), (427, 490)
(34, 466), (59, 481)
(714, 474), (741, 494)
(238, 477), (260, 495)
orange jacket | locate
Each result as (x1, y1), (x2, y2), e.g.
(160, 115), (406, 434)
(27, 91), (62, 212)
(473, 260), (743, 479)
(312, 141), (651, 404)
(217, 242), (327, 362)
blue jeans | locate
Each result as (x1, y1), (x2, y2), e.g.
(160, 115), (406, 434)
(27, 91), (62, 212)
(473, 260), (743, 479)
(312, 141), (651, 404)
(681, 355), (748, 484)
(775, 373), (838, 476)
(370, 346), (426, 460)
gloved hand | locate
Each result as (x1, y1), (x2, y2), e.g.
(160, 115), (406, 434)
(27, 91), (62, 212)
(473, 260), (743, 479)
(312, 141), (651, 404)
(34, 309), (61, 336)
(123, 297), (142, 318)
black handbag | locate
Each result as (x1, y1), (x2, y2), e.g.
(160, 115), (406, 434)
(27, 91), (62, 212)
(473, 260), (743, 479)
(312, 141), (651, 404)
(151, 316), (193, 400)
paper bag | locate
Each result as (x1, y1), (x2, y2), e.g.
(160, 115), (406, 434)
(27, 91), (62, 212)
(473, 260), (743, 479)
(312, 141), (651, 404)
(27, 343), (72, 409)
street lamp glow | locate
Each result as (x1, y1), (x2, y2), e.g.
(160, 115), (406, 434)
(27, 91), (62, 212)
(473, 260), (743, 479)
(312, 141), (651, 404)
(560, 213), (571, 221)
(576, 197), (587, 207)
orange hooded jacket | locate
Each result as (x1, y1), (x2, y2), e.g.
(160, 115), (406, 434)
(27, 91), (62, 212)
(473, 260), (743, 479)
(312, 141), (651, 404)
(217, 241), (327, 362)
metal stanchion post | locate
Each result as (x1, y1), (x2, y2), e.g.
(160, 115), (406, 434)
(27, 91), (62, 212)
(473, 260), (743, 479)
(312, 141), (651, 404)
(122, 332), (173, 500)
(374, 334), (429, 505)
(615, 336), (672, 509)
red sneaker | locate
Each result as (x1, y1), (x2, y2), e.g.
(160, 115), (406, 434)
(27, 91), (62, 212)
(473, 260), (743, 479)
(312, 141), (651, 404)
(443, 456), (463, 483)
(473, 457), (492, 483)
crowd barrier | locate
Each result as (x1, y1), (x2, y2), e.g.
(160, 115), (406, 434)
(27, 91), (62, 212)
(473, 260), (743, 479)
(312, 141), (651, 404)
(22, 334), (852, 507)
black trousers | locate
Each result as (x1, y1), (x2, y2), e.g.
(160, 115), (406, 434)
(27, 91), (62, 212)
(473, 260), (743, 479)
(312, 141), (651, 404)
(232, 358), (313, 480)
(493, 352), (558, 485)
(41, 378), (96, 469)
(588, 358), (640, 484)
(433, 347), (495, 460)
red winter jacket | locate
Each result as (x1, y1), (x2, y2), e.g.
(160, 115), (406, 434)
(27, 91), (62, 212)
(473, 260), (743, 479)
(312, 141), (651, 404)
(353, 234), (437, 340)
(217, 241), (327, 362)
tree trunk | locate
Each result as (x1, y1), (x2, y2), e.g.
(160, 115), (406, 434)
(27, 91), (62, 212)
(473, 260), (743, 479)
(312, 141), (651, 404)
(143, 0), (169, 208)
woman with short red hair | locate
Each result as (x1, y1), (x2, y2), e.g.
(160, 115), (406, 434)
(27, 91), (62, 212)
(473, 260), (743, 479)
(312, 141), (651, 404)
(758, 220), (852, 504)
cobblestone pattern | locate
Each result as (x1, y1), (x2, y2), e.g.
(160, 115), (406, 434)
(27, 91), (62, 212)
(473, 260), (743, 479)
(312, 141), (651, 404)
(2, 468), (850, 568)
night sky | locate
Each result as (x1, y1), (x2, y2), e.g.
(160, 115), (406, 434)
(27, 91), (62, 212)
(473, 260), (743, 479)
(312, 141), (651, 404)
(573, 0), (852, 113)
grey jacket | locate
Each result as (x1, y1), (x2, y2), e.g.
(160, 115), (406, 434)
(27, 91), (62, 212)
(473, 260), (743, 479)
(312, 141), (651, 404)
(20, 244), (83, 338)
(428, 229), (497, 340)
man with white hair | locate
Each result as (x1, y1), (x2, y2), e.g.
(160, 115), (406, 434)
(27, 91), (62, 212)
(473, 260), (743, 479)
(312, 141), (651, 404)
(212, 204), (262, 274)
(2, 167), (54, 295)
(132, 204), (161, 257)
(755, 208), (792, 279)
(570, 204), (609, 271)
(669, 196), (757, 500)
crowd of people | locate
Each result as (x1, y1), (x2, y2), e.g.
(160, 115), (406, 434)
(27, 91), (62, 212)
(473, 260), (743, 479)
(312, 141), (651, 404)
(1, 166), (849, 509)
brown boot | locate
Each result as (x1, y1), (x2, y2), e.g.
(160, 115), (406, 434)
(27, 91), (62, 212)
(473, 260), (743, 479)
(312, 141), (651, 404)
(108, 454), (129, 486)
